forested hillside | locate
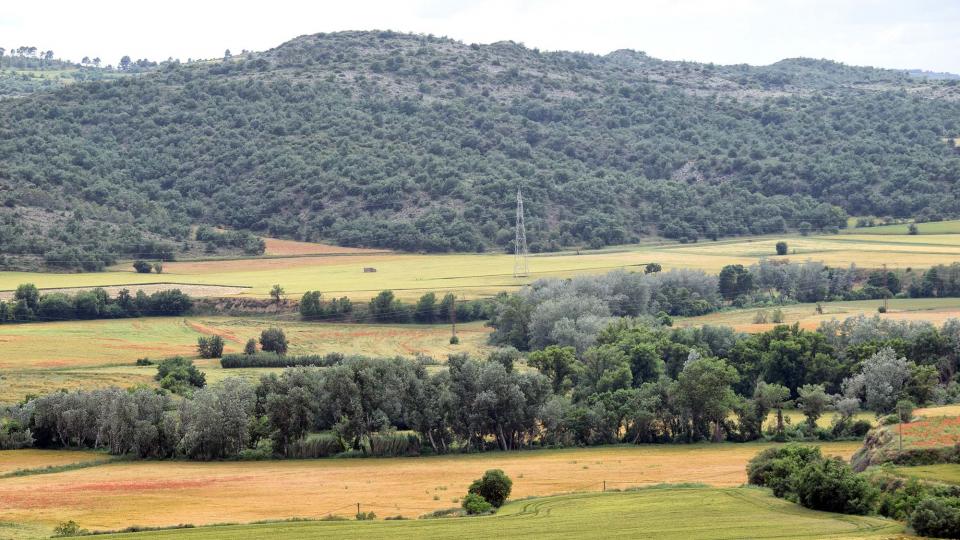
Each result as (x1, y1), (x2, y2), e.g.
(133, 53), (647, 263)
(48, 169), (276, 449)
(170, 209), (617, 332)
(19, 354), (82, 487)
(1, 30), (959, 270)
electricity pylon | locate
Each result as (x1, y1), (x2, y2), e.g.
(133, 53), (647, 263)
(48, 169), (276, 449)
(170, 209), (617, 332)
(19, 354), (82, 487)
(513, 188), (529, 278)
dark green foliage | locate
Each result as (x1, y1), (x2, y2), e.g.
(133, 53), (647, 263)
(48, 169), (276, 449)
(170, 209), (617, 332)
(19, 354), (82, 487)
(462, 493), (493, 515)
(414, 292), (438, 323)
(243, 338), (257, 355)
(133, 260), (153, 273)
(197, 335), (225, 359)
(909, 497), (960, 538)
(368, 433), (421, 457)
(10, 32), (960, 269)
(718, 264), (755, 300)
(746, 444), (824, 498)
(286, 434), (345, 459)
(221, 352), (344, 368)
(776, 241), (788, 256)
(368, 290), (410, 323)
(195, 226), (265, 255)
(155, 356), (206, 394)
(793, 458), (878, 515)
(468, 469), (513, 508)
(259, 328), (288, 355)
(2, 283), (191, 323)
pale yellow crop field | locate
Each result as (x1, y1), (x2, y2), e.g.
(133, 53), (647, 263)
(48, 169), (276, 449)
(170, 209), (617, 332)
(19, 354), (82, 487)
(4, 231), (960, 302)
(0, 449), (108, 476)
(678, 297), (960, 333)
(0, 318), (491, 404)
(0, 441), (861, 537)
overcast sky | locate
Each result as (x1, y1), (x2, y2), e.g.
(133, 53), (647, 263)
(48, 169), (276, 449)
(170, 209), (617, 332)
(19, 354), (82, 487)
(2, 0), (959, 73)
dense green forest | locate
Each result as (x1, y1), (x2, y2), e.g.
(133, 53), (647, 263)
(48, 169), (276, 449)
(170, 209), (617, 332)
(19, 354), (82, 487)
(1, 31), (959, 269)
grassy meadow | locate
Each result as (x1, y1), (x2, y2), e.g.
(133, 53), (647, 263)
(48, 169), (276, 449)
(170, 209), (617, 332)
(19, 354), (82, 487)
(0, 441), (863, 538)
(92, 487), (903, 540)
(891, 464), (960, 485)
(0, 317), (491, 404)
(5, 227), (960, 301)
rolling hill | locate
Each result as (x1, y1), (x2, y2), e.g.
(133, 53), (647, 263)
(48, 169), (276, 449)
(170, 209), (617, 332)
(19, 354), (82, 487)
(1, 30), (959, 270)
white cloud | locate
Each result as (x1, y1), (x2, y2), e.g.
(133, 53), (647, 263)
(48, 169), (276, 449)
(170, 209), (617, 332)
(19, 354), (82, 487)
(1, 0), (958, 73)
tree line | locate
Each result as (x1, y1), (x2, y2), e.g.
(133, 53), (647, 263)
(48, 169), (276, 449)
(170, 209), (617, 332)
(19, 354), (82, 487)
(6, 310), (960, 457)
(488, 262), (960, 353)
(300, 289), (488, 324)
(0, 284), (193, 322)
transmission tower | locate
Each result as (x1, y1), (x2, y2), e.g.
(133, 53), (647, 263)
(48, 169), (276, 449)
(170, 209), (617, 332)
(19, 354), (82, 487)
(513, 188), (529, 277)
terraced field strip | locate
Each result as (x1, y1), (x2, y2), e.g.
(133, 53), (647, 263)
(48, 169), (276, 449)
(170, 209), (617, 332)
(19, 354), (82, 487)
(0, 449), (108, 476)
(0, 317), (491, 404)
(891, 464), (960, 485)
(7, 228), (960, 300)
(0, 442), (861, 535)
(678, 297), (960, 333)
(94, 487), (903, 540)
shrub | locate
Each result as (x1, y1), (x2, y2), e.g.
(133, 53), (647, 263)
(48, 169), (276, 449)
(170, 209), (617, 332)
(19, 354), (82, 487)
(155, 357), (205, 394)
(221, 352), (344, 369)
(135, 357), (153, 366)
(132, 260), (152, 273)
(449, 335), (460, 345)
(909, 497), (960, 538)
(53, 520), (88, 537)
(775, 241), (788, 256)
(369, 433), (421, 457)
(746, 444), (824, 498)
(286, 434), (345, 459)
(462, 493), (493, 515)
(793, 457), (878, 515)
(259, 328), (288, 355)
(244, 338), (257, 355)
(355, 511), (376, 521)
(897, 399), (915, 423)
(197, 335), (225, 359)
(468, 469), (512, 508)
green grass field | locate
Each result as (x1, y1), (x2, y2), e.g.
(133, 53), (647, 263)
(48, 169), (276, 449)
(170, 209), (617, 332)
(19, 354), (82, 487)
(892, 464), (960, 485)
(6, 227), (960, 301)
(92, 487), (902, 540)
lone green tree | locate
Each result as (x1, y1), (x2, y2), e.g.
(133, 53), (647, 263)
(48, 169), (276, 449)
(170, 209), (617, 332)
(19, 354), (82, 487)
(260, 328), (288, 355)
(468, 469), (513, 508)
(775, 241), (788, 256)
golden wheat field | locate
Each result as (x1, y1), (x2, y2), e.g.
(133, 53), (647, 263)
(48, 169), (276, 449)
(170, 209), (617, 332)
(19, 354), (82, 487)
(0, 441), (862, 538)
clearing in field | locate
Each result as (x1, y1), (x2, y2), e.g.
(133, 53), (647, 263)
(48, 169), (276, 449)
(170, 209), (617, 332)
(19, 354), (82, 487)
(0, 442), (862, 537)
(92, 487), (903, 540)
(0, 317), (491, 404)
(6, 227), (960, 300)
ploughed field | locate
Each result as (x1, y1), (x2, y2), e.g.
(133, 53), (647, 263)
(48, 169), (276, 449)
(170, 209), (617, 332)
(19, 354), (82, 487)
(5, 229), (960, 301)
(0, 442), (865, 539)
